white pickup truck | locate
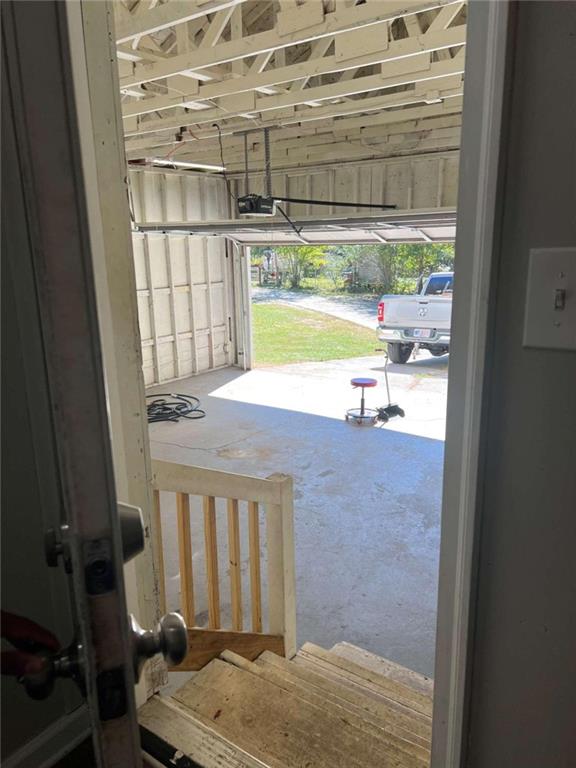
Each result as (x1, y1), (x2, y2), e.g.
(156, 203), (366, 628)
(377, 272), (453, 363)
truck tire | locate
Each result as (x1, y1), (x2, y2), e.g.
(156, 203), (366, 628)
(388, 342), (414, 364)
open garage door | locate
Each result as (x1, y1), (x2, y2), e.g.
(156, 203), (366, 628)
(135, 208), (457, 246)
(135, 208), (456, 371)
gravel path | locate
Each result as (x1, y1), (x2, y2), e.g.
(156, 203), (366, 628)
(251, 286), (379, 329)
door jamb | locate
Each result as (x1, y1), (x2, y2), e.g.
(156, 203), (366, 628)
(431, 2), (512, 766)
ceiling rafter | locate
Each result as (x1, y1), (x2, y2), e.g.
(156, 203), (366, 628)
(122, 23), (464, 120)
(115, 0), (466, 172)
(119, 0), (462, 88)
(124, 52), (464, 137)
(115, 0), (247, 43)
(124, 95), (463, 160)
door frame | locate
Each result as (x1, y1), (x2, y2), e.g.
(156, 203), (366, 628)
(431, 1), (513, 765)
(2, 0), (142, 761)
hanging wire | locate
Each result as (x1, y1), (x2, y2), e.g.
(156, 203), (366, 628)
(212, 123), (236, 201)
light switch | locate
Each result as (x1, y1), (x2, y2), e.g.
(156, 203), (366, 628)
(523, 247), (576, 351)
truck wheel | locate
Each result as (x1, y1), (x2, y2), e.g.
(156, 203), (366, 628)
(388, 343), (414, 364)
(429, 346), (448, 357)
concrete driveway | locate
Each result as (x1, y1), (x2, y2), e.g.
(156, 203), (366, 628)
(252, 285), (379, 329)
(149, 351), (447, 677)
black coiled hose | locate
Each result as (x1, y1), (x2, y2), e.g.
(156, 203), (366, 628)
(146, 393), (206, 424)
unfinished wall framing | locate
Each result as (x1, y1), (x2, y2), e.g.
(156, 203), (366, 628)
(129, 168), (235, 385)
(231, 151), (460, 217)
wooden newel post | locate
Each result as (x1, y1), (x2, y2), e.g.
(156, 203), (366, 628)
(265, 473), (297, 659)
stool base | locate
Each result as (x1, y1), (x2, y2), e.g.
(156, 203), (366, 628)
(345, 407), (378, 426)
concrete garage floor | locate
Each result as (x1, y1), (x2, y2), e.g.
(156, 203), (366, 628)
(149, 352), (448, 677)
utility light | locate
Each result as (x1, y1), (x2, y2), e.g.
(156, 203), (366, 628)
(148, 158), (225, 172)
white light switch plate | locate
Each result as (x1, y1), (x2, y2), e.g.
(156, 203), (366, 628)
(523, 247), (576, 351)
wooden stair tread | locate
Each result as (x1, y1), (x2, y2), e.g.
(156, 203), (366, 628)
(295, 643), (433, 718)
(330, 642), (434, 698)
(140, 644), (434, 768)
(222, 650), (430, 765)
(168, 657), (427, 767)
(255, 651), (431, 746)
(139, 695), (263, 768)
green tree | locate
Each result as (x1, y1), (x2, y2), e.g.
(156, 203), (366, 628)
(364, 243), (455, 294)
(274, 245), (328, 289)
(391, 243), (455, 279)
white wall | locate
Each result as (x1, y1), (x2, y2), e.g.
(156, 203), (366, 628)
(462, 3), (576, 765)
(129, 169), (234, 384)
(231, 151), (459, 217)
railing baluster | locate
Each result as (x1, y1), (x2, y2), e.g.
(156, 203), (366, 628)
(153, 489), (166, 615)
(248, 500), (262, 633)
(176, 492), (195, 626)
(203, 495), (220, 629)
(227, 498), (242, 631)
(265, 475), (296, 658)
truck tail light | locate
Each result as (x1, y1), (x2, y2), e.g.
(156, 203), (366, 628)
(377, 301), (385, 323)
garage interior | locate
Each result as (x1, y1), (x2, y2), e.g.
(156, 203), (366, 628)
(123, 0), (463, 687)
(115, 0), (467, 760)
(6, 0), (575, 766)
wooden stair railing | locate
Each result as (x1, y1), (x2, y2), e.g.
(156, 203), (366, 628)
(152, 459), (296, 670)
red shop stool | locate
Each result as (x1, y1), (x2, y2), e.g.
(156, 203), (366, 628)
(345, 377), (378, 426)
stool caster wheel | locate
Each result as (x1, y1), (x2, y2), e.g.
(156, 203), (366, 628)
(377, 409), (389, 423)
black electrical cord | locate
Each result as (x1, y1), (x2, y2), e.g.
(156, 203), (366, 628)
(146, 393), (206, 423)
(276, 203), (304, 238)
(212, 123), (236, 201)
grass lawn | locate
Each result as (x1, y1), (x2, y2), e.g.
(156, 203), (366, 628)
(253, 302), (380, 366)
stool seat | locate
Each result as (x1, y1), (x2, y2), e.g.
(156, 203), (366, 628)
(351, 377), (378, 388)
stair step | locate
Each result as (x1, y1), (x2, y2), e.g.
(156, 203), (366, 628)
(330, 642), (434, 698)
(139, 694), (262, 768)
(140, 645), (434, 768)
(166, 657), (425, 768)
(255, 651), (431, 747)
(222, 650), (430, 765)
(295, 643), (433, 719)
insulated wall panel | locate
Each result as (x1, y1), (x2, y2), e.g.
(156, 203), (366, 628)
(129, 169), (233, 385)
(231, 151), (460, 216)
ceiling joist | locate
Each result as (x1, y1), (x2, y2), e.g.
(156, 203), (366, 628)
(113, 0), (466, 171)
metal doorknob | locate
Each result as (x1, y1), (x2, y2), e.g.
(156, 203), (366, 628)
(21, 613), (188, 699)
(20, 639), (84, 701)
(130, 612), (188, 681)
